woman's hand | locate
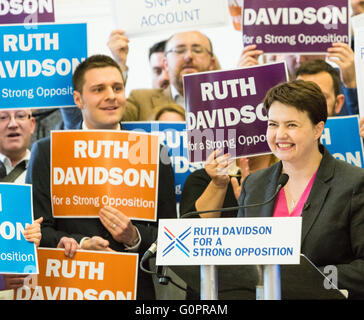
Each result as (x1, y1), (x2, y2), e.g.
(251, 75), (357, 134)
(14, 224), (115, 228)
(231, 158), (251, 201)
(205, 149), (232, 189)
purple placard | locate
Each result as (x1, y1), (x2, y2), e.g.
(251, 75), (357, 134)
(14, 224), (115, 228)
(184, 62), (288, 163)
(242, 0), (350, 54)
(0, 0), (55, 24)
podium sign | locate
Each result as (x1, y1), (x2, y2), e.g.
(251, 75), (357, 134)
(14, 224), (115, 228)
(156, 217), (302, 266)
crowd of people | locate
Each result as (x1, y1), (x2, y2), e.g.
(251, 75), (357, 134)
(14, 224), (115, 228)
(1, 0), (364, 300)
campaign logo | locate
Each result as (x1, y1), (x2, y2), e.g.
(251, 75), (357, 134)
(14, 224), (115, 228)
(162, 226), (191, 257)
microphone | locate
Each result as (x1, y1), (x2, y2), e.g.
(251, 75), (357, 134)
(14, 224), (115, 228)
(180, 173), (289, 218)
(140, 174), (289, 268)
(139, 240), (158, 274)
(141, 240), (157, 262)
(303, 202), (310, 210)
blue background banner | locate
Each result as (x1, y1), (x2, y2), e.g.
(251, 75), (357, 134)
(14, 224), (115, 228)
(321, 116), (364, 168)
(0, 23), (87, 109)
(0, 183), (38, 274)
(123, 121), (203, 203)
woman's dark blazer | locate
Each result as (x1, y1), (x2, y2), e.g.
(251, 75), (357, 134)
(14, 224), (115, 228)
(238, 145), (364, 299)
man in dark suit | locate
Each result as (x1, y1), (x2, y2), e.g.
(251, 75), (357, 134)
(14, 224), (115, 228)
(26, 54), (177, 300)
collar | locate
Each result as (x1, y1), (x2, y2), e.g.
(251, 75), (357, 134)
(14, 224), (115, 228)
(81, 121), (121, 130)
(267, 144), (331, 186)
(170, 85), (185, 108)
(0, 149), (31, 173)
(314, 144), (335, 183)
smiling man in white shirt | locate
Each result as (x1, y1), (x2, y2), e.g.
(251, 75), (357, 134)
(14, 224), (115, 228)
(26, 55), (177, 299)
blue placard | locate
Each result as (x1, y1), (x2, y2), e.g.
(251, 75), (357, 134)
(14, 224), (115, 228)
(321, 116), (364, 168)
(0, 23), (87, 109)
(0, 183), (38, 274)
(123, 121), (204, 202)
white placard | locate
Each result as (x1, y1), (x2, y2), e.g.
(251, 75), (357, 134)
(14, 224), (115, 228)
(111, 0), (230, 37)
(156, 217), (302, 266)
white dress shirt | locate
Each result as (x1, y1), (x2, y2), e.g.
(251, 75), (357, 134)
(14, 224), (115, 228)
(79, 122), (141, 251)
(0, 149), (31, 184)
(170, 85), (185, 108)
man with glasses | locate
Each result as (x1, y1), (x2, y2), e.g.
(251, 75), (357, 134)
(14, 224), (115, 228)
(0, 108), (40, 300)
(0, 109), (35, 183)
(122, 30), (216, 121)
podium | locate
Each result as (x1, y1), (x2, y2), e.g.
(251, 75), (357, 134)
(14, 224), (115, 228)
(169, 254), (346, 300)
(156, 218), (347, 300)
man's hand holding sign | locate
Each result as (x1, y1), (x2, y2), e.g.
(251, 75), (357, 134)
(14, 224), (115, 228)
(99, 206), (139, 247)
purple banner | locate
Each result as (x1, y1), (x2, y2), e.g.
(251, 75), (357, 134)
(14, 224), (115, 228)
(184, 62), (288, 162)
(242, 0), (350, 54)
(0, 0), (55, 24)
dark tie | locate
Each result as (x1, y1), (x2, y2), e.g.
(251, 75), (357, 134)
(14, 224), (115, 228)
(0, 161), (6, 179)
(15, 160), (26, 170)
(0, 160), (26, 182)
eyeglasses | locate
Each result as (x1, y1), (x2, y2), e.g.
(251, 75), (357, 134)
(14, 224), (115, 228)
(0, 112), (31, 124)
(165, 45), (213, 56)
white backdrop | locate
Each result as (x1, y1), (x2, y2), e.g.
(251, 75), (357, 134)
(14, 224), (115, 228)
(54, 0), (243, 96)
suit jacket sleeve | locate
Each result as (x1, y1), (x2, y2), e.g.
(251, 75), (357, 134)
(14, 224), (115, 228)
(316, 177), (364, 299)
(25, 138), (90, 247)
(124, 88), (175, 121)
(124, 91), (140, 121)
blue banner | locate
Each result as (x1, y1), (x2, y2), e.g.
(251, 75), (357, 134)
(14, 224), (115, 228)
(122, 121), (204, 202)
(0, 183), (38, 274)
(321, 116), (364, 168)
(0, 23), (87, 109)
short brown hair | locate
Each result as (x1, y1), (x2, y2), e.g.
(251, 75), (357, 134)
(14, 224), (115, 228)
(295, 59), (341, 97)
(72, 54), (123, 93)
(263, 80), (327, 125)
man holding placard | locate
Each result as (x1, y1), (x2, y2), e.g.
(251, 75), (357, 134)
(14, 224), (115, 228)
(114, 30), (217, 121)
(0, 108), (43, 298)
(26, 55), (177, 300)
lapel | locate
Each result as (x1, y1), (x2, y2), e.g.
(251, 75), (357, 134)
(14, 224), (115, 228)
(300, 145), (335, 244)
(260, 162), (282, 217)
(151, 87), (173, 108)
(76, 121), (124, 130)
